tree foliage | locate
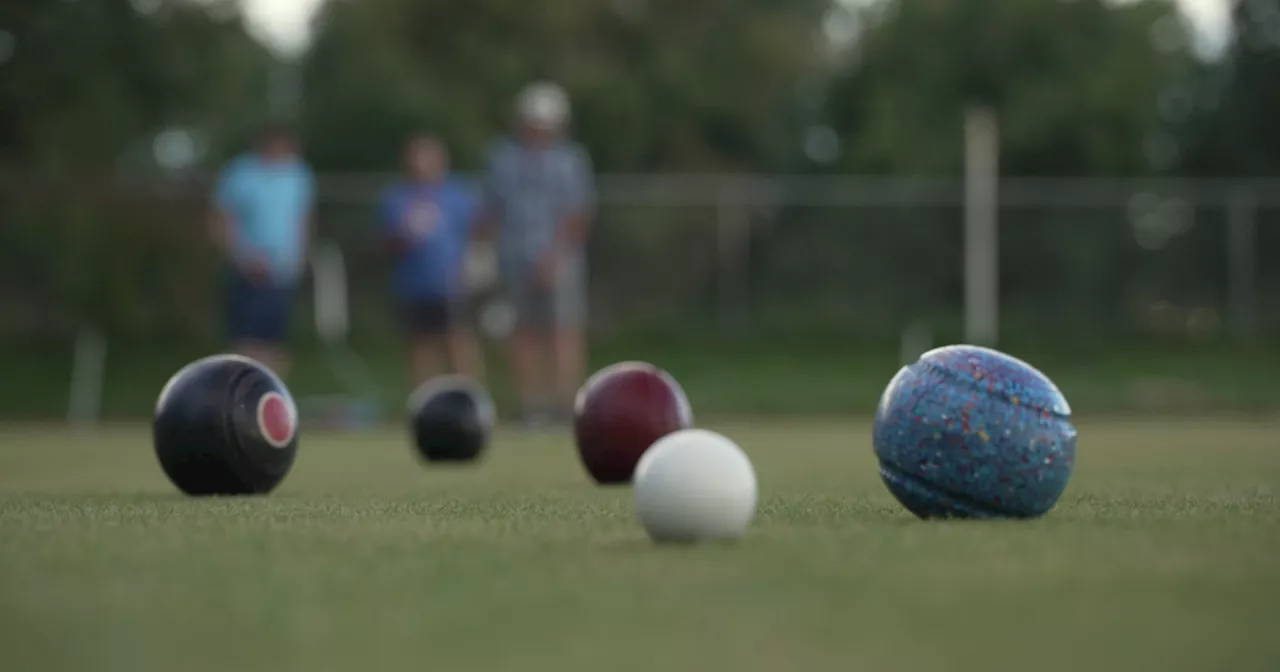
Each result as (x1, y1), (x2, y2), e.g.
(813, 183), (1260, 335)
(300, 0), (1201, 176)
(824, 0), (1195, 175)
(0, 0), (274, 341)
(1182, 0), (1280, 174)
(301, 0), (831, 172)
(0, 0), (274, 174)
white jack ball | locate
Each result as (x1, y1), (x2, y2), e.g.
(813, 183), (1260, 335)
(633, 429), (758, 544)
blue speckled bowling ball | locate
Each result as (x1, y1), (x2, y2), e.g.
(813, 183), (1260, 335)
(873, 345), (1077, 519)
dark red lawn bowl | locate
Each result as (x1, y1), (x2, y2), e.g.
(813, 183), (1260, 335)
(573, 361), (693, 485)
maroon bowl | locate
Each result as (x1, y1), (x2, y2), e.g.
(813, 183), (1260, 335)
(573, 361), (693, 485)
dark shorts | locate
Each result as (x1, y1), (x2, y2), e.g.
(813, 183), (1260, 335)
(226, 274), (295, 344)
(501, 262), (586, 330)
(397, 297), (459, 337)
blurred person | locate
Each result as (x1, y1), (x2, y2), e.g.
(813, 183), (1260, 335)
(380, 134), (484, 386)
(210, 122), (315, 378)
(483, 82), (595, 427)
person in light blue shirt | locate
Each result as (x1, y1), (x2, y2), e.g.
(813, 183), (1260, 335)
(380, 134), (483, 385)
(210, 123), (314, 378)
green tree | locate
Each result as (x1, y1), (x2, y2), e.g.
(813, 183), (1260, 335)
(1183, 0), (1280, 174)
(301, 0), (832, 172)
(0, 0), (276, 342)
(825, 0), (1194, 175)
(0, 0), (274, 173)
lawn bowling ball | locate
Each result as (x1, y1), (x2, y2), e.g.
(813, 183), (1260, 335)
(153, 354), (299, 496)
(873, 345), (1076, 520)
(573, 361), (693, 485)
(633, 429), (757, 543)
(409, 375), (495, 463)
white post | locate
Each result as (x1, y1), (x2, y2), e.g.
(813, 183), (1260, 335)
(310, 241), (382, 401)
(67, 328), (107, 428)
(715, 186), (751, 332)
(1227, 189), (1258, 340)
(900, 320), (933, 367)
(268, 60), (302, 120)
(964, 106), (1000, 345)
(312, 240), (349, 345)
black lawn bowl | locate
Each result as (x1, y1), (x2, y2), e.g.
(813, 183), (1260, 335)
(409, 376), (495, 464)
(153, 354), (300, 496)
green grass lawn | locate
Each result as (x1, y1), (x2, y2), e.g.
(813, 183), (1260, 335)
(0, 418), (1277, 672)
(5, 340), (1280, 419)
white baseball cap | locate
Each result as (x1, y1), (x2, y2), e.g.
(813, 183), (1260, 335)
(516, 81), (570, 129)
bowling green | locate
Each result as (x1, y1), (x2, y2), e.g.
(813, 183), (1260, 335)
(0, 418), (1276, 672)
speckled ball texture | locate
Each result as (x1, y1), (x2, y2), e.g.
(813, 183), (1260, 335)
(873, 345), (1077, 520)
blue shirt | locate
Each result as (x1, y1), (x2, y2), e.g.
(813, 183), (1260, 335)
(483, 138), (593, 273)
(380, 178), (478, 301)
(214, 154), (314, 284)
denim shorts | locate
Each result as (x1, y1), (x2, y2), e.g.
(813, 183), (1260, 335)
(226, 272), (295, 344)
(396, 296), (459, 337)
(500, 258), (586, 330)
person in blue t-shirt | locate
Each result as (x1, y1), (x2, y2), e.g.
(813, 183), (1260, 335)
(211, 123), (315, 378)
(380, 134), (483, 385)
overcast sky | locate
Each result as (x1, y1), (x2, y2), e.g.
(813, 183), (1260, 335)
(239, 0), (1232, 59)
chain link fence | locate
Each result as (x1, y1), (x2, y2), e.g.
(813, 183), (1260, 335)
(2, 174), (1277, 347)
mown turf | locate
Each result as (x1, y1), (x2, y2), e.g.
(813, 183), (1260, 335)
(5, 340), (1280, 419)
(0, 419), (1277, 672)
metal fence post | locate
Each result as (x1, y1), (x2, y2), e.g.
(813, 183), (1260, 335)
(715, 185), (751, 333)
(1227, 188), (1258, 340)
(67, 327), (106, 429)
(964, 107), (1000, 345)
